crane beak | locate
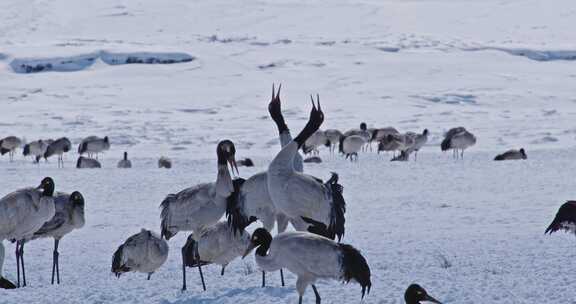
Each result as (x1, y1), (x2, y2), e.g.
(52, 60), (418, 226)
(228, 157), (239, 176)
(424, 294), (442, 304)
(241, 243), (257, 259)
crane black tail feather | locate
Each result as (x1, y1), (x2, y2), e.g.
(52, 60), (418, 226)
(339, 243), (372, 299)
(160, 194), (177, 240)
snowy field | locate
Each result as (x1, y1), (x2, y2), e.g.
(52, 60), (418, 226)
(1, 0), (576, 303)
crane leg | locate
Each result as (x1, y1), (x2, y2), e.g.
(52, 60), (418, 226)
(280, 269), (285, 286)
(196, 243), (206, 291)
(51, 239), (60, 284)
(221, 266), (225, 276)
(312, 284), (321, 304)
(181, 246), (187, 291)
(262, 271), (266, 288)
(20, 242), (26, 287)
(15, 242), (20, 288)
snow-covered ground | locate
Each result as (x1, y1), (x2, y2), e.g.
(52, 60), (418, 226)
(1, 0), (576, 303)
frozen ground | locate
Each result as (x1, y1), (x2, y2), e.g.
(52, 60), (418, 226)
(1, 0), (576, 303)
(0, 149), (575, 304)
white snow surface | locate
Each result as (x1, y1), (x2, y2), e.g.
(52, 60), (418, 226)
(1, 0), (576, 303)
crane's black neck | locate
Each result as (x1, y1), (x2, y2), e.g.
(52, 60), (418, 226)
(254, 230), (273, 257)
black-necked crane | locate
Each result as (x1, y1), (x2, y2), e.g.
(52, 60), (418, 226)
(494, 148), (527, 161)
(242, 228), (371, 304)
(405, 284), (443, 304)
(324, 129), (343, 155)
(78, 136), (110, 159)
(441, 127), (476, 159)
(226, 84), (304, 288)
(303, 130), (328, 155)
(44, 137), (72, 168)
(339, 135), (366, 162)
(268, 96), (347, 242)
(545, 201), (576, 236)
(112, 229), (168, 280)
(29, 191), (85, 284)
(0, 177), (56, 288)
(181, 221), (253, 291)
(409, 129), (429, 161)
(23, 139), (49, 163)
(160, 140), (245, 290)
(117, 152), (132, 168)
(344, 123), (371, 152)
(0, 136), (22, 162)
(370, 127), (399, 152)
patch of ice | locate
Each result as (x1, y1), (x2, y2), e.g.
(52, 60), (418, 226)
(411, 94), (477, 105)
(10, 53), (100, 73)
(466, 47), (576, 62)
(100, 51), (194, 65)
(531, 136), (559, 144)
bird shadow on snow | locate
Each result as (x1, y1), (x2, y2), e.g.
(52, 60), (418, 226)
(161, 287), (294, 304)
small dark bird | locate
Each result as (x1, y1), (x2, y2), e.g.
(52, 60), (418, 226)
(158, 157), (172, 169)
(545, 201), (576, 235)
(494, 148), (527, 161)
(405, 284), (442, 304)
(117, 152), (132, 168)
(237, 158), (254, 167)
(76, 156), (101, 169)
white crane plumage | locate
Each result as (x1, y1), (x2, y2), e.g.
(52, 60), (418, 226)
(303, 130), (328, 155)
(409, 129), (429, 160)
(78, 136), (110, 159)
(441, 127), (476, 159)
(0, 136), (22, 162)
(29, 191), (85, 285)
(44, 137), (72, 168)
(268, 96), (347, 241)
(243, 228), (371, 304)
(160, 140), (245, 290)
(323, 129), (343, 155)
(344, 123), (371, 152)
(225, 84), (303, 287)
(23, 139), (49, 163)
(112, 229), (169, 280)
(391, 130), (428, 161)
(338, 135), (366, 161)
(181, 221), (252, 291)
(0, 177), (56, 288)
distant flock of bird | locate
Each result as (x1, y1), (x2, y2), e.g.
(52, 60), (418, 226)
(0, 85), (565, 304)
(0, 135), (176, 169)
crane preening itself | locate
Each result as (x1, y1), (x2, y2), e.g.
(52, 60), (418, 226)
(181, 221), (254, 291)
(112, 229), (169, 280)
